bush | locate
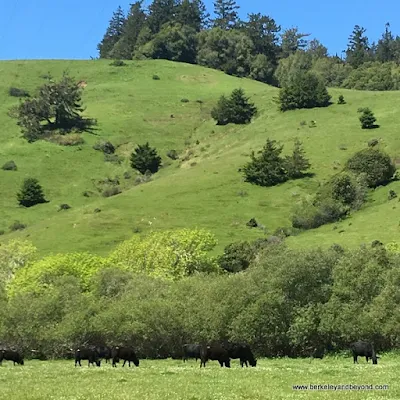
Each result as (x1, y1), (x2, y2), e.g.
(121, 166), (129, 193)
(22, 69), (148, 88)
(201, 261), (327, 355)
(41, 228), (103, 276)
(388, 190), (397, 200)
(166, 150), (179, 160)
(152, 74), (160, 80)
(9, 221), (27, 232)
(104, 154), (123, 164)
(93, 141), (115, 154)
(180, 98), (189, 103)
(368, 138), (379, 147)
(58, 204), (71, 211)
(47, 133), (84, 146)
(211, 88), (257, 125)
(358, 107), (377, 129)
(1, 160), (17, 171)
(102, 186), (122, 197)
(130, 142), (162, 174)
(337, 95), (346, 104)
(278, 71), (331, 111)
(17, 178), (47, 207)
(345, 148), (396, 187)
(8, 87), (30, 97)
(217, 241), (255, 273)
(110, 59), (127, 66)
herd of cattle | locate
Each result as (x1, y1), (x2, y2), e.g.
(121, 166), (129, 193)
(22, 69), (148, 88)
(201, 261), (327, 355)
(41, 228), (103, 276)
(0, 340), (379, 367)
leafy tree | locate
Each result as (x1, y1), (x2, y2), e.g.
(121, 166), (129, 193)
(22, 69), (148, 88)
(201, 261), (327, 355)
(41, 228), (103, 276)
(274, 51), (313, 87)
(280, 27), (310, 58)
(284, 138), (311, 179)
(217, 241), (255, 273)
(97, 6), (126, 58)
(346, 25), (370, 68)
(130, 142), (162, 174)
(17, 178), (47, 207)
(249, 54), (276, 84)
(345, 148), (396, 188)
(212, 0), (240, 30)
(242, 139), (287, 186)
(358, 107), (377, 129)
(278, 71), (331, 111)
(211, 88), (257, 125)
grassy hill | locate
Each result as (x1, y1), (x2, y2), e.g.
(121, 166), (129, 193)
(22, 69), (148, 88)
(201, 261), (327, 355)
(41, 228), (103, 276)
(0, 59), (399, 257)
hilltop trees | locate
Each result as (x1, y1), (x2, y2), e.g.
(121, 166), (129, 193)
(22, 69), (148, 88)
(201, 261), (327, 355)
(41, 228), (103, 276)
(130, 142), (162, 174)
(17, 178), (47, 208)
(211, 88), (257, 125)
(346, 25), (370, 68)
(212, 0), (240, 30)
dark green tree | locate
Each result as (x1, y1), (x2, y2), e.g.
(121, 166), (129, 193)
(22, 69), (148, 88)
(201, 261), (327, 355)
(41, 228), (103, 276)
(17, 178), (47, 207)
(130, 142), (162, 174)
(97, 6), (126, 58)
(110, 1), (146, 59)
(147, 0), (179, 34)
(242, 139), (288, 187)
(358, 107), (377, 129)
(346, 25), (370, 68)
(212, 0), (240, 30)
(337, 95), (346, 104)
(376, 23), (395, 62)
(217, 241), (255, 273)
(285, 138), (311, 179)
(175, 0), (209, 31)
(306, 39), (328, 59)
(280, 27), (310, 58)
(211, 88), (257, 125)
(278, 71), (331, 111)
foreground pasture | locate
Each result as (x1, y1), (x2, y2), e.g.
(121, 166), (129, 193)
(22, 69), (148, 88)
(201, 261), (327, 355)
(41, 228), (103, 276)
(0, 356), (397, 399)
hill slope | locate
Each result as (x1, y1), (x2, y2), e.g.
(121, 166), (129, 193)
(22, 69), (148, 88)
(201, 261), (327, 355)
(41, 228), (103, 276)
(0, 59), (399, 256)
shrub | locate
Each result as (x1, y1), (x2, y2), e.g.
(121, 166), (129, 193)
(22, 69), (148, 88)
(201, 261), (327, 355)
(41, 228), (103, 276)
(358, 107), (377, 129)
(2, 160), (17, 171)
(152, 74), (160, 80)
(58, 204), (71, 211)
(278, 71), (331, 111)
(104, 154), (123, 164)
(337, 95), (346, 104)
(130, 142), (162, 174)
(8, 87), (30, 97)
(242, 139), (287, 187)
(93, 141), (115, 154)
(211, 88), (257, 125)
(217, 241), (255, 273)
(9, 221), (27, 232)
(47, 133), (84, 146)
(345, 148), (396, 187)
(134, 173), (152, 185)
(388, 190), (397, 200)
(110, 59), (127, 66)
(166, 150), (179, 160)
(102, 186), (122, 197)
(181, 98), (189, 103)
(368, 138), (379, 147)
(17, 178), (47, 207)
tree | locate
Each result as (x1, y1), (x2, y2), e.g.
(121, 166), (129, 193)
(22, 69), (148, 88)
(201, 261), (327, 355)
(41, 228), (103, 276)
(217, 241), (255, 273)
(358, 107), (377, 129)
(280, 27), (310, 58)
(211, 88), (257, 125)
(242, 139), (288, 187)
(130, 142), (162, 174)
(306, 39), (328, 59)
(338, 95), (346, 104)
(97, 6), (126, 58)
(147, 0), (179, 34)
(17, 178), (47, 207)
(212, 0), (240, 30)
(376, 23), (395, 63)
(346, 25), (370, 68)
(285, 138), (311, 179)
(278, 71), (331, 111)
(175, 0), (209, 32)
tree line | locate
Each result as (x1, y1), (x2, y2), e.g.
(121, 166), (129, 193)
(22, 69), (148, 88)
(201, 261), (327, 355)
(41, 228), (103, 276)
(97, 1), (400, 90)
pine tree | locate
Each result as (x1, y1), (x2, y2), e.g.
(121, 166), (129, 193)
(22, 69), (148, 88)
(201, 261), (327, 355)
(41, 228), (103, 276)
(376, 23), (395, 62)
(147, 0), (179, 34)
(130, 142), (162, 174)
(97, 6), (126, 58)
(285, 138), (311, 179)
(175, 0), (205, 31)
(280, 27), (310, 57)
(17, 178), (47, 207)
(358, 107), (377, 129)
(242, 139), (288, 187)
(213, 0), (240, 30)
(346, 25), (370, 68)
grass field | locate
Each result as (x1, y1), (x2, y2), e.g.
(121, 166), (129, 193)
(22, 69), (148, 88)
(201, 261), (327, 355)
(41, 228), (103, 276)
(0, 357), (396, 399)
(1, 59), (400, 256)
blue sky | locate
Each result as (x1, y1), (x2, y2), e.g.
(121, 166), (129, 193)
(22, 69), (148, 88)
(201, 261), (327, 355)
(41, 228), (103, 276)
(0, 0), (399, 60)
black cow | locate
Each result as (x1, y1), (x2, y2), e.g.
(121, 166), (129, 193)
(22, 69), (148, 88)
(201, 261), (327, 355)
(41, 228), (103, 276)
(111, 346), (139, 367)
(200, 344), (230, 368)
(182, 344), (201, 362)
(0, 349), (24, 366)
(350, 341), (378, 364)
(96, 346), (112, 363)
(225, 342), (257, 367)
(74, 347), (101, 367)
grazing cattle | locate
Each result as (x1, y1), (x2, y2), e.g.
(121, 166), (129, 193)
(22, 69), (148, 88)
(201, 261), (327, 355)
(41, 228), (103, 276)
(0, 349), (24, 366)
(96, 346), (112, 363)
(225, 342), (257, 367)
(182, 344), (201, 362)
(111, 346), (139, 367)
(200, 344), (230, 368)
(74, 347), (101, 367)
(350, 341), (378, 364)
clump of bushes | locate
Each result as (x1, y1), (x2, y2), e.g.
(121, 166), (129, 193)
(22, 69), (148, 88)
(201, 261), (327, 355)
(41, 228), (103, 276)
(9, 221), (27, 231)
(47, 133), (84, 146)
(2, 160), (17, 171)
(93, 141), (115, 154)
(368, 138), (379, 147)
(217, 241), (256, 273)
(102, 186), (122, 197)
(166, 150), (179, 160)
(130, 142), (162, 174)
(110, 59), (127, 67)
(358, 107), (377, 129)
(8, 87), (30, 97)
(242, 138), (311, 187)
(104, 154), (123, 164)
(152, 74), (160, 80)
(181, 98), (189, 103)
(58, 204), (71, 211)
(17, 178), (47, 207)
(211, 88), (257, 125)
(134, 171), (152, 185)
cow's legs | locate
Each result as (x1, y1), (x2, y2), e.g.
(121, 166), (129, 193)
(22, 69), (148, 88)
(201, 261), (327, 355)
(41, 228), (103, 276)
(353, 355), (358, 364)
(122, 360), (127, 367)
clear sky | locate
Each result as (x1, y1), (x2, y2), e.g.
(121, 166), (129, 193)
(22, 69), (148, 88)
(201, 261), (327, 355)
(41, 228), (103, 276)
(0, 0), (399, 60)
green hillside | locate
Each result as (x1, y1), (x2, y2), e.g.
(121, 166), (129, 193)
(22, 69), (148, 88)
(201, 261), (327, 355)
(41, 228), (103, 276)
(0, 59), (399, 256)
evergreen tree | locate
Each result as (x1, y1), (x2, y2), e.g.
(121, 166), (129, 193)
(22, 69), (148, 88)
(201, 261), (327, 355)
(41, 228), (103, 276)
(130, 142), (162, 174)
(306, 39), (328, 59)
(280, 27), (310, 58)
(376, 23), (395, 62)
(17, 178), (47, 207)
(346, 25), (370, 68)
(175, 0), (208, 32)
(242, 139), (288, 187)
(147, 0), (179, 34)
(285, 138), (311, 179)
(97, 6), (126, 58)
(358, 107), (377, 129)
(213, 0), (240, 30)
(110, 1), (146, 59)
(210, 95), (231, 125)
